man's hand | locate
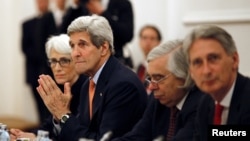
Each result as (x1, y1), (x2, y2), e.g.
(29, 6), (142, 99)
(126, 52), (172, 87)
(9, 128), (36, 141)
(36, 74), (72, 120)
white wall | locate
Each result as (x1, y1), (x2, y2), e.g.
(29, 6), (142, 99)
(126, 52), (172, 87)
(0, 0), (250, 123)
(0, 0), (38, 122)
(129, 0), (168, 70)
(179, 0), (250, 76)
(130, 0), (250, 75)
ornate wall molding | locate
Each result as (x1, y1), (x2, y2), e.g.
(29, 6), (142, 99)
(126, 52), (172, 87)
(183, 9), (250, 25)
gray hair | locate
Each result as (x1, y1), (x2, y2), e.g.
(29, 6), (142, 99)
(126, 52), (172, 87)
(67, 14), (114, 54)
(45, 34), (71, 58)
(147, 39), (194, 90)
(183, 25), (237, 61)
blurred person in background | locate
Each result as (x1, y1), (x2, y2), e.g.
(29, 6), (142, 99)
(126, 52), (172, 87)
(136, 25), (162, 94)
(41, 0), (67, 37)
(81, 0), (134, 68)
(21, 0), (51, 123)
(34, 0), (68, 103)
(60, 0), (90, 33)
(10, 34), (88, 141)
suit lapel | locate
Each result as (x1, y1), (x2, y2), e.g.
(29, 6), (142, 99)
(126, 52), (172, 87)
(154, 101), (170, 137)
(227, 73), (244, 124)
(92, 56), (117, 119)
(208, 98), (214, 124)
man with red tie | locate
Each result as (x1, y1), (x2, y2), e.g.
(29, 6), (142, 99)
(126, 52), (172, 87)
(183, 25), (250, 141)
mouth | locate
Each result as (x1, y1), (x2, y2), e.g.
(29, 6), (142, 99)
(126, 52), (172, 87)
(203, 79), (215, 85)
(154, 94), (163, 100)
(75, 61), (85, 64)
(55, 74), (65, 77)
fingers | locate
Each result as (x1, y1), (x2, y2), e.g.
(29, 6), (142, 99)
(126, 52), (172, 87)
(37, 74), (62, 97)
(10, 131), (36, 141)
(9, 128), (22, 140)
(36, 74), (60, 113)
(36, 74), (72, 119)
(9, 128), (22, 135)
(64, 82), (71, 95)
(10, 134), (17, 141)
(38, 75), (57, 94)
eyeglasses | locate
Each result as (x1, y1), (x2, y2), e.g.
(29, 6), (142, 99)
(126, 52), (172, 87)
(48, 58), (71, 68)
(145, 73), (171, 87)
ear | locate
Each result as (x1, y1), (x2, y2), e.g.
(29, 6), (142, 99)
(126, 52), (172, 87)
(232, 52), (239, 70)
(100, 41), (110, 56)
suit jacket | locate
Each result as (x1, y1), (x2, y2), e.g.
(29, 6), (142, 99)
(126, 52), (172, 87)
(112, 86), (204, 141)
(57, 56), (148, 141)
(36, 11), (64, 78)
(31, 75), (88, 139)
(60, 5), (89, 33)
(22, 16), (51, 85)
(22, 15), (53, 122)
(41, 11), (61, 38)
(194, 73), (250, 141)
(102, 0), (134, 60)
(22, 12), (58, 85)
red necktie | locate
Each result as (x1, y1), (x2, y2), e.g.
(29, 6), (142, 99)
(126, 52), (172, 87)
(166, 106), (179, 141)
(89, 79), (95, 119)
(137, 64), (146, 82)
(213, 103), (224, 125)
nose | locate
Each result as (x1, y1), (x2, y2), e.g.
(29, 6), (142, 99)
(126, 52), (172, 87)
(147, 83), (158, 91)
(72, 47), (81, 58)
(54, 62), (62, 69)
(202, 61), (212, 74)
(71, 48), (77, 56)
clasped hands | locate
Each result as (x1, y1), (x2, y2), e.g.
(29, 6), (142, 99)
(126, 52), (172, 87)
(36, 74), (72, 121)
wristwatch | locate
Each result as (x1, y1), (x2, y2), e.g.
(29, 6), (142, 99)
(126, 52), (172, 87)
(60, 113), (71, 124)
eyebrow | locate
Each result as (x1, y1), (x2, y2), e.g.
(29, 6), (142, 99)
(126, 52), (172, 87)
(49, 57), (71, 60)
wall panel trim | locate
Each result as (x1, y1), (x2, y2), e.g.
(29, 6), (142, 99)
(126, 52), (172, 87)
(183, 9), (250, 25)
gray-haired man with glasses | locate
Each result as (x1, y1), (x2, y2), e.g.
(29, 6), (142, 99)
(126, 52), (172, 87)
(112, 40), (205, 141)
(145, 73), (172, 89)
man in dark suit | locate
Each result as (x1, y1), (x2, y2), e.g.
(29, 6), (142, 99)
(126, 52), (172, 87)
(60, 0), (90, 33)
(36, 15), (148, 141)
(21, 0), (51, 123)
(82, 0), (134, 68)
(183, 25), (250, 141)
(112, 40), (204, 141)
(40, 0), (67, 43)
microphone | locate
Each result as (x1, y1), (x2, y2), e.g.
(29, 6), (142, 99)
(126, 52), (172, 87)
(78, 138), (94, 141)
(100, 131), (113, 141)
(153, 135), (164, 141)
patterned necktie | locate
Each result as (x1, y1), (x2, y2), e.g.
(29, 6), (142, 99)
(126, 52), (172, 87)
(166, 106), (179, 141)
(89, 79), (95, 119)
(213, 103), (224, 125)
